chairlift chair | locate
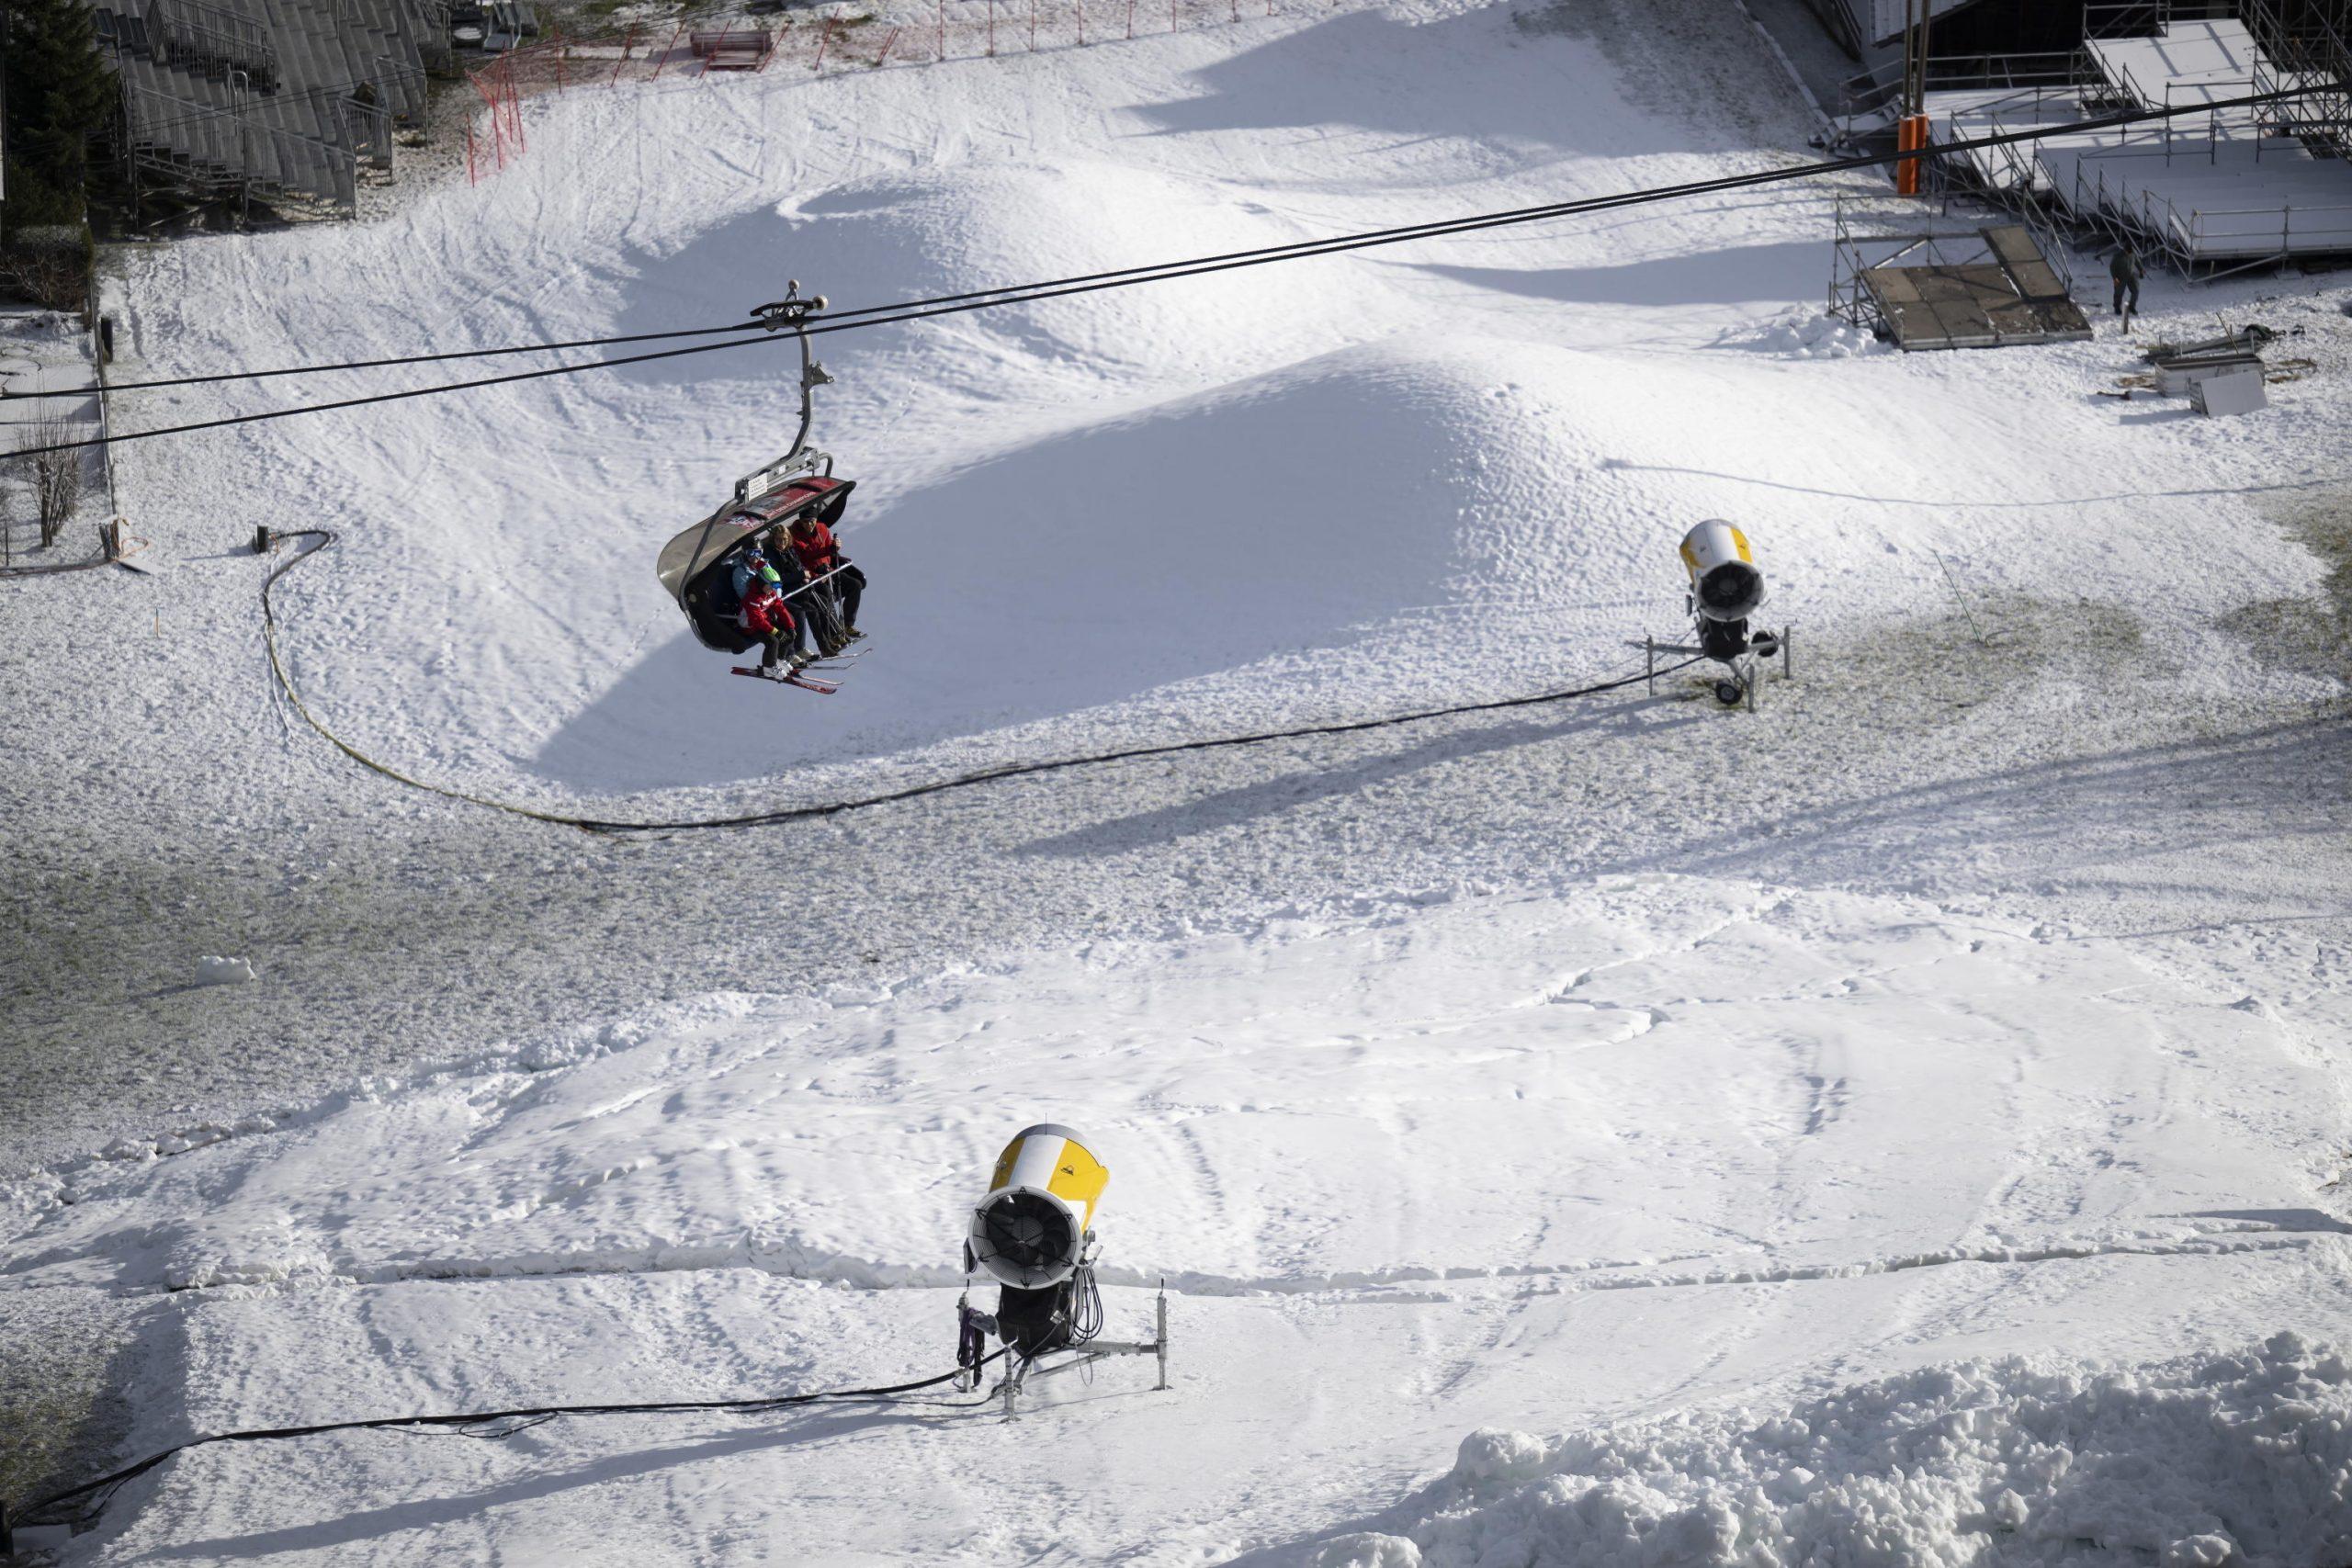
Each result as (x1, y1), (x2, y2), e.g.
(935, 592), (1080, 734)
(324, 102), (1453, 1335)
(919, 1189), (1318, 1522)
(655, 282), (856, 654)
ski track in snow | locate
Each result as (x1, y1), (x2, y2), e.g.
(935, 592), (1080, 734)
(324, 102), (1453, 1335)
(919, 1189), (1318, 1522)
(3, 0), (2350, 1561)
(9, 877), (2352, 1562)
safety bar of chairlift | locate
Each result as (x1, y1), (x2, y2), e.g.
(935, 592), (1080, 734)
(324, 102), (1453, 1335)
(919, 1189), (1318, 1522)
(778, 558), (855, 604)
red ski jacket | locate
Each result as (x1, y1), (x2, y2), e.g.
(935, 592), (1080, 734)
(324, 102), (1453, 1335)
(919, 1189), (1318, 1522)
(740, 584), (795, 638)
(787, 521), (842, 577)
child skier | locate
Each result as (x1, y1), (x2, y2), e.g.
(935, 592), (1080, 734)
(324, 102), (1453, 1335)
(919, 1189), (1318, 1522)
(732, 544), (810, 672)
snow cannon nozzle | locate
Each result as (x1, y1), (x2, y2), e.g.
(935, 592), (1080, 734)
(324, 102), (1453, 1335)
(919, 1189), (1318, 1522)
(1679, 520), (1766, 624)
(969, 1123), (1107, 1291)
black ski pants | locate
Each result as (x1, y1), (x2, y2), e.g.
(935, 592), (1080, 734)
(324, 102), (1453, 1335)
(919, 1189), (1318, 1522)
(833, 564), (865, 629)
(2111, 276), (2141, 315)
(754, 625), (795, 670)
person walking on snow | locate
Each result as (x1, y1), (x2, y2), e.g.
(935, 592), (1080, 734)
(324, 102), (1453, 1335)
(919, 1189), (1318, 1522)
(2109, 244), (2143, 322)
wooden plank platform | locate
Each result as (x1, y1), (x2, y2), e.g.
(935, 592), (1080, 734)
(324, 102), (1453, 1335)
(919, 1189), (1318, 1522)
(1860, 259), (2093, 351)
(1983, 223), (2069, 299)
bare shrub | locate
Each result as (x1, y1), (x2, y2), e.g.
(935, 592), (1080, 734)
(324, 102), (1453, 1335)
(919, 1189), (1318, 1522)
(20, 411), (83, 548)
(0, 247), (92, 313)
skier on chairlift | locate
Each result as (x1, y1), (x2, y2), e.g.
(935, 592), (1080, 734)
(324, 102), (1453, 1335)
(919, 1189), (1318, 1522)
(786, 512), (865, 654)
(653, 282), (865, 694)
(732, 540), (810, 673)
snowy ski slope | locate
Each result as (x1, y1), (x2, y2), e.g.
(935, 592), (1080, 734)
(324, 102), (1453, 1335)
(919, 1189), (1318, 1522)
(3, 0), (2350, 1563)
(15, 879), (2352, 1563)
(102, 0), (2334, 801)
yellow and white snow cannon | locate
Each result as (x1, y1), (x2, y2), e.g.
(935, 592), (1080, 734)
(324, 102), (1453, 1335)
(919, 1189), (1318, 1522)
(968, 1122), (1109, 1291)
(1679, 520), (1766, 629)
(956, 1124), (1168, 1414)
(1635, 521), (1791, 708)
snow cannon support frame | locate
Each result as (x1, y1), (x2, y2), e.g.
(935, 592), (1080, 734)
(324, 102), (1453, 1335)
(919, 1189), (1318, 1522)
(955, 1125), (1171, 1417)
(1633, 520), (1794, 710)
(1635, 626), (1793, 712)
(977, 1281), (1170, 1419)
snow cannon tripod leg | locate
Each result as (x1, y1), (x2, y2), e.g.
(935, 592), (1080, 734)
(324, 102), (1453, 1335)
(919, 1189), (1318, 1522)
(1003, 1354), (1031, 1420)
(955, 1292), (989, 1393)
(1156, 1284), (1170, 1393)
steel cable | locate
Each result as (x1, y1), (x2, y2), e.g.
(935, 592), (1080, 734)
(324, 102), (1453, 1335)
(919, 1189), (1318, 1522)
(14, 80), (2335, 459)
(256, 529), (1708, 833)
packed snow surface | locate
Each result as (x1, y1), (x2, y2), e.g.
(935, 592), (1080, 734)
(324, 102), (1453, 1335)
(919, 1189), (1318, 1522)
(10, 878), (2352, 1562)
(4, 0), (2349, 1561)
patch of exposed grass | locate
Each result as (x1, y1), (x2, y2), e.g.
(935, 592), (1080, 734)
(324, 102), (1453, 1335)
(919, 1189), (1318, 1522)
(2221, 488), (2352, 682)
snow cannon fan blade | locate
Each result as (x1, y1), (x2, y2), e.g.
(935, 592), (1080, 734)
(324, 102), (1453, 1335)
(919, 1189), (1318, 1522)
(969, 1124), (1109, 1291)
(1680, 519), (1766, 624)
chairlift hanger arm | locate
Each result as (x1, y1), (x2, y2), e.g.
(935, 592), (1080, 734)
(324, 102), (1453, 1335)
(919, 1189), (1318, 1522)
(745, 280), (835, 473)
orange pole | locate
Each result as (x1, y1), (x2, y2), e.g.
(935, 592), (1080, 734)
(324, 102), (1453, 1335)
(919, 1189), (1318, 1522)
(1895, 113), (1928, 196)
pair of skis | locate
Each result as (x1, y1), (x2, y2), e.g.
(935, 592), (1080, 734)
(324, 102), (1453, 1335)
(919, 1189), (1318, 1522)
(733, 666), (840, 694)
(731, 640), (867, 695)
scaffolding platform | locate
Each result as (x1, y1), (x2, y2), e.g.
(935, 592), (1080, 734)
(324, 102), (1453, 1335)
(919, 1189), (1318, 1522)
(1834, 209), (2094, 351)
(1928, 85), (2090, 192)
(2035, 134), (2352, 259)
(2088, 21), (2268, 130)
(1921, 7), (2352, 273)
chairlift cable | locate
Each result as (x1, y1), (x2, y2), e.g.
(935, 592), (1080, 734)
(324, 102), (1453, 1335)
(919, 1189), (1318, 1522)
(89, 316), (780, 394)
(18, 79), (2329, 459)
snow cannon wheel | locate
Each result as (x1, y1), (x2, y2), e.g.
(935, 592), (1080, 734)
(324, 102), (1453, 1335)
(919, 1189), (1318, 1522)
(1714, 680), (1745, 706)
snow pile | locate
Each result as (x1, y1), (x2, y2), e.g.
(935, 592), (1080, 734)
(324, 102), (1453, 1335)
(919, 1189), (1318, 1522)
(1729, 306), (1883, 358)
(1347, 1335), (2352, 1568)
(193, 955), (255, 986)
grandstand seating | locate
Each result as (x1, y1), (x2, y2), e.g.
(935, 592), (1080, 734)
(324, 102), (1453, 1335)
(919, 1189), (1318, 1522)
(96, 0), (444, 214)
(1924, 11), (2352, 270)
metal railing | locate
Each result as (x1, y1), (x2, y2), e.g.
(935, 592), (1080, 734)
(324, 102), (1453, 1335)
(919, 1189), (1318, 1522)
(147, 0), (279, 86)
(1912, 108), (2084, 297)
(2083, 0), (2171, 40)
(2243, 0), (2352, 157)
(1839, 49), (2084, 122)
(1922, 82), (2086, 191)
(121, 77), (361, 211)
(2180, 198), (2352, 263)
(2081, 0), (2230, 39)
(2061, 148), (2352, 274)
